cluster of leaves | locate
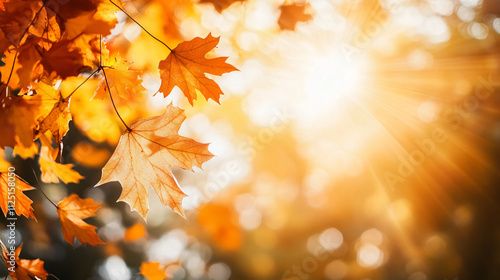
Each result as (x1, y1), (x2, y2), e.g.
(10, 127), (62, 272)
(0, 0), (240, 278)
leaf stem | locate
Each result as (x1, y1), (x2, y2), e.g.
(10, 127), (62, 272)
(108, 0), (173, 51)
(97, 34), (131, 131)
(103, 69), (131, 131)
(30, 166), (58, 209)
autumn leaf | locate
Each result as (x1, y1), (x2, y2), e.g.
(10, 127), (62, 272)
(158, 33), (238, 105)
(278, 3), (313, 31)
(57, 194), (104, 246)
(0, 153), (36, 220)
(94, 53), (145, 100)
(140, 262), (167, 280)
(30, 82), (72, 145)
(1, 244), (48, 280)
(96, 103), (214, 219)
(0, 0), (44, 54)
(0, 94), (39, 158)
(62, 0), (120, 40)
(39, 143), (84, 185)
(199, 0), (245, 13)
(39, 40), (90, 79)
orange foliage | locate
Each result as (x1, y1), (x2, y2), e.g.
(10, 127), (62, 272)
(1, 244), (48, 280)
(158, 33), (238, 105)
(57, 194), (104, 246)
(198, 203), (241, 251)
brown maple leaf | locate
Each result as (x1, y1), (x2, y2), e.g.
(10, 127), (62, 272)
(158, 33), (238, 105)
(199, 0), (245, 13)
(278, 3), (313, 31)
(1, 243), (48, 280)
(40, 40), (90, 79)
(57, 193), (104, 246)
(96, 104), (214, 219)
(0, 156), (36, 220)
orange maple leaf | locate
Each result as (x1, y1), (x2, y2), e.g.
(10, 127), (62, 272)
(0, 161), (36, 220)
(1, 243), (48, 280)
(140, 262), (167, 280)
(57, 194), (104, 246)
(30, 82), (72, 145)
(94, 54), (145, 100)
(96, 104), (214, 219)
(0, 94), (39, 158)
(158, 33), (238, 105)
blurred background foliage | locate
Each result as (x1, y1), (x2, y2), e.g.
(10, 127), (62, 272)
(2, 0), (500, 279)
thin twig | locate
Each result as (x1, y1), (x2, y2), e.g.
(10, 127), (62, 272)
(108, 0), (173, 51)
(4, 50), (18, 96)
(5, 3), (47, 90)
(49, 273), (62, 280)
(63, 68), (100, 101)
(100, 35), (103, 67)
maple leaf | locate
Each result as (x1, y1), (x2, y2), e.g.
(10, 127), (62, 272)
(1, 244), (48, 280)
(0, 82), (71, 158)
(278, 3), (313, 31)
(199, 0), (245, 13)
(39, 143), (84, 185)
(158, 33), (238, 105)
(140, 262), (167, 280)
(30, 82), (72, 145)
(0, 94), (39, 158)
(61, 0), (120, 40)
(94, 53), (145, 100)
(0, 0), (43, 53)
(96, 104), (214, 219)
(40, 40), (90, 79)
(0, 154), (36, 220)
(57, 193), (104, 246)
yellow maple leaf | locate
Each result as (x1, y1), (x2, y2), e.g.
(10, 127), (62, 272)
(94, 53), (145, 101)
(96, 104), (213, 219)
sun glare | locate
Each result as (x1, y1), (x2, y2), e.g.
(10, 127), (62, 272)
(305, 52), (367, 102)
